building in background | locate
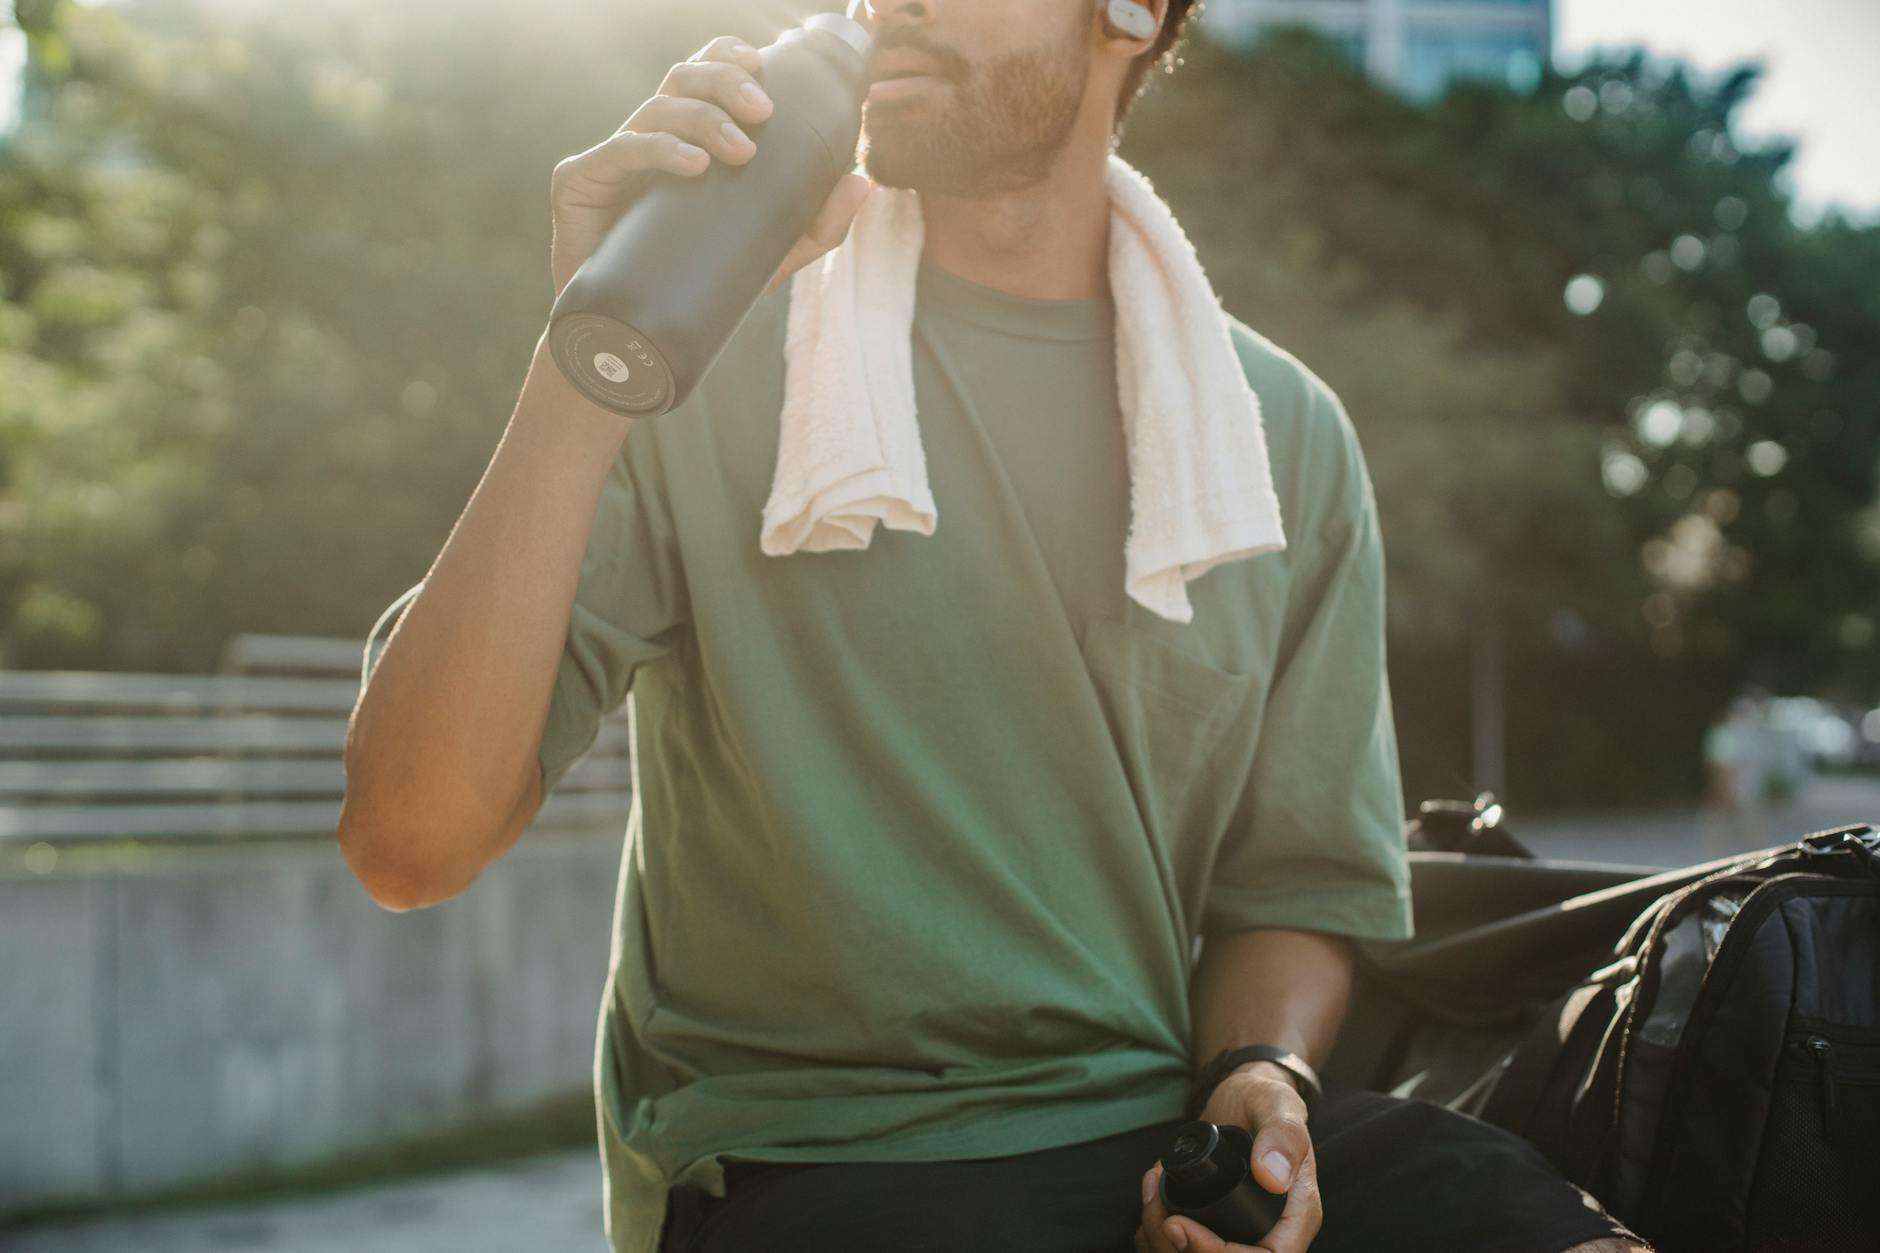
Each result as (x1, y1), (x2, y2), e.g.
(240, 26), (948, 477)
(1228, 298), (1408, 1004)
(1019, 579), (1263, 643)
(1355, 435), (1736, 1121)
(1201, 0), (1554, 102)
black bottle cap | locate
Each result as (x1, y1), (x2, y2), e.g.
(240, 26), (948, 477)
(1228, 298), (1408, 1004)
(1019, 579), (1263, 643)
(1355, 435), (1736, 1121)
(805, 11), (874, 61)
(1163, 1119), (1226, 1188)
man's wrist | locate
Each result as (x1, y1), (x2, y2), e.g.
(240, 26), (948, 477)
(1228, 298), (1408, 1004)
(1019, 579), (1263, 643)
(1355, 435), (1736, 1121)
(1228, 1059), (1305, 1095)
(1187, 1044), (1322, 1120)
(518, 328), (639, 449)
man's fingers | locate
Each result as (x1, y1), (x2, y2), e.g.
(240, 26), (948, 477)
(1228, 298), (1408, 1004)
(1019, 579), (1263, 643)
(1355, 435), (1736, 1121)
(552, 131), (704, 206)
(627, 94), (757, 166)
(1253, 1153), (1321, 1253)
(690, 34), (765, 74)
(661, 58), (775, 128)
(1164, 1216), (1262, 1253)
(1255, 1204), (1316, 1249)
(1137, 1163), (1186, 1253)
(1251, 1207), (1315, 1253)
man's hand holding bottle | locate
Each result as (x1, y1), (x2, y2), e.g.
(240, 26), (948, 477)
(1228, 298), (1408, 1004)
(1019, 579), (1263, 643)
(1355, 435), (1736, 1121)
(548, 35), (873, 300)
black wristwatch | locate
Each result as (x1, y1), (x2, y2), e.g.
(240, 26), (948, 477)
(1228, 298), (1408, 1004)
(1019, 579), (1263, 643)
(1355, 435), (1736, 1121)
(1186, 1045), (1322, 1120)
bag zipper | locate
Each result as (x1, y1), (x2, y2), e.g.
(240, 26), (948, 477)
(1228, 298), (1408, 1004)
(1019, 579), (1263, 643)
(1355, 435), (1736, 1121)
(1807, 1034), (1841, 1145)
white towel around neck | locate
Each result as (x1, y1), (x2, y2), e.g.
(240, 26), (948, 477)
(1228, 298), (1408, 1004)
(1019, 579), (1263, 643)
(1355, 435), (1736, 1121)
(759, 153), (1286, 625)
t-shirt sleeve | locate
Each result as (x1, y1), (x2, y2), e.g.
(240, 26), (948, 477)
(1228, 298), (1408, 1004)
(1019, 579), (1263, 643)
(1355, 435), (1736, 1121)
(1201, 381), (1414, 943)
(358, 427), (691, 799)
(536, 431), (692, 795)
(362, 580), (422, 689)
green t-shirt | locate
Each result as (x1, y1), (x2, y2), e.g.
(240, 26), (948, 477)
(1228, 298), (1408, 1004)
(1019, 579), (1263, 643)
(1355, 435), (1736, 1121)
(367, 255), (1412, 1253)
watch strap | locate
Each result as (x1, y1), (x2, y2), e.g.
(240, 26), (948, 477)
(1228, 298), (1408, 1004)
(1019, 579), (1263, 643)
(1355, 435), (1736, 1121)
(1186, 1044), (1322, 1120)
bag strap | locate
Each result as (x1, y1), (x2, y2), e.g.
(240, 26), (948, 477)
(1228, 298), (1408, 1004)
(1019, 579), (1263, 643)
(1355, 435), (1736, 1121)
(1475, 992), (1572, 1137)
(1790, 823), (1880, 877)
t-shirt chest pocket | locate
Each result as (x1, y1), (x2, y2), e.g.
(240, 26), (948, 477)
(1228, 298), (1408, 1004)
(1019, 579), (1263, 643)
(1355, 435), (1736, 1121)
(1080, 615), (1257, 839)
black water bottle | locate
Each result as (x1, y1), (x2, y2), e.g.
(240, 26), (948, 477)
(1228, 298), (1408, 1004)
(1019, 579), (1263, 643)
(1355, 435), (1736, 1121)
(545, 4), (875, 418)
(1157, 1120), (1286, 1244)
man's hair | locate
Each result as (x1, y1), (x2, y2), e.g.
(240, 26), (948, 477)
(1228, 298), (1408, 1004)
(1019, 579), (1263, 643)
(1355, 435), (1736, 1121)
(1113, 0), (1202, 135)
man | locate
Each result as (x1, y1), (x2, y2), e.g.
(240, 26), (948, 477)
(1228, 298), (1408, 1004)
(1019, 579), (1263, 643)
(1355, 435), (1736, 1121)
(339, 2), (1648, 1250)
(1701, 692), (1771, 857)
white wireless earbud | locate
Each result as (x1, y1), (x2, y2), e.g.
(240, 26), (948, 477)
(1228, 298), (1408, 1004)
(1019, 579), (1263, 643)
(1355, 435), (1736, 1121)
(1104, 0), (1159, 41)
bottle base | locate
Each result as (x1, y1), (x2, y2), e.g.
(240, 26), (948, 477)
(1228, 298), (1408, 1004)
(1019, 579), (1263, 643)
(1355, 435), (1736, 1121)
(546, 312), (677, 416)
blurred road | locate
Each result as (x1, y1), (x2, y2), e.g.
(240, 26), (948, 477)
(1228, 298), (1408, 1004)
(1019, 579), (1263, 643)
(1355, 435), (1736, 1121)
(10, 771), (1879, 1252)
(1519, 770), (1880, 868)
(3, 1150), (605, 1252)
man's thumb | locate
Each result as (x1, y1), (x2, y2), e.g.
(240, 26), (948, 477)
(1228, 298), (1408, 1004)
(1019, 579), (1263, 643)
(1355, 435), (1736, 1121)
(1250, 1120), (1308, 1194)
(805, 172), (874, 251)
(1255, 1145), (1294, 1192)
(763, 175), (873, 294)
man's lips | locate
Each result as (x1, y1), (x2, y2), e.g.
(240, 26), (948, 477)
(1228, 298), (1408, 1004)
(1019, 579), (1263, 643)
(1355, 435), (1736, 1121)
(867, 74), (946, 105)
(868, 51), (945, 82)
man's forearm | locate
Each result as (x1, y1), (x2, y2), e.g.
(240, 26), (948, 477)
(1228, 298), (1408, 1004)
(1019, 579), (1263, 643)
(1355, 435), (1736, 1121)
(337, 330), (635, 909)
(1189, 927), (1356, 1076)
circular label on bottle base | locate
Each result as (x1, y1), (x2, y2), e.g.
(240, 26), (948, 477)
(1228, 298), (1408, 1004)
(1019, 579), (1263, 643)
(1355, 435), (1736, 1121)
(546, 313), (675, 415)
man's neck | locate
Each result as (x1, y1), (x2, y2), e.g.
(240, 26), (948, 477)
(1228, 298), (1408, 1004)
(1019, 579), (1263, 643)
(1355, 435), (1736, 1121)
(916, 136), (1114, 303)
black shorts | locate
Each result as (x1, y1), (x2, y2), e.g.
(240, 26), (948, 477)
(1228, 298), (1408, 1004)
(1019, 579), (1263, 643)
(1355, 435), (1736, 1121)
(659, 1085), (1640, 1253)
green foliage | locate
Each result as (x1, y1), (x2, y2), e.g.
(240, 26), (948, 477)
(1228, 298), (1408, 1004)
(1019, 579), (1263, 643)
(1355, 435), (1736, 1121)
(1120, 29), (1880, 805)
(0, 0), (692, 668)
(2, 2), (1876, 808)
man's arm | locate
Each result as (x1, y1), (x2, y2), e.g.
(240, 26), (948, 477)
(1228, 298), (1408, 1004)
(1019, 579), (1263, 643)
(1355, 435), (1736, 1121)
(1139, 373), (1403, 1253)
(1187, 926), (1354, 1220)
(338, 36), (872, 914)
(1136, 928), (1351, 1253)
(337, 333), (633, 912)
(1189, 926), (1354, 1076)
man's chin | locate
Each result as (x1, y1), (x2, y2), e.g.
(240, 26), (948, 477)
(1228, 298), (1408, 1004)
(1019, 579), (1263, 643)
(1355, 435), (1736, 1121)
(858, 115), (1034, 196)
(858, 99), (961, 188)
(858, 135), (939, 192)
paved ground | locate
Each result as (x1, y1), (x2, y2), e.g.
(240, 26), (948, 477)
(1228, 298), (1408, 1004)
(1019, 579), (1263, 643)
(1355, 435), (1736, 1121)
(11, 772), (1880, 1252)
(4, 1151), (606, 1252)
(1518, 770), (1880, 868)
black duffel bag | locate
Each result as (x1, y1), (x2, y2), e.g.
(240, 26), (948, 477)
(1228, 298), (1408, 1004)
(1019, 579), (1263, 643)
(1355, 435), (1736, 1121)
(1477, 823), (1880, 1252)
(1328, 794), (1718, 1113)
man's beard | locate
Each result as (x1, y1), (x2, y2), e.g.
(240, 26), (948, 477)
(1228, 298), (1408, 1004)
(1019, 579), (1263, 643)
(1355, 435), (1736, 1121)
(859, 26), (1090, 197)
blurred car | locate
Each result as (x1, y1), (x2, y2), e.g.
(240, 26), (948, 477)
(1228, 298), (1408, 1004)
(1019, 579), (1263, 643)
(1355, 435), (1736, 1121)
(1769, 695), (1858, 774)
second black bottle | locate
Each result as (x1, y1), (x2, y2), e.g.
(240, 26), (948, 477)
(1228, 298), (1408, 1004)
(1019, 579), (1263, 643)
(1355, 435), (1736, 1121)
(1157, 1119), (1286, 1244)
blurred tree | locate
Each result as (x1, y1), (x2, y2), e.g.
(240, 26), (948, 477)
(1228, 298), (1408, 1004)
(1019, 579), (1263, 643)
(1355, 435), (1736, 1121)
(1, 0), (706, 668)
(1, 1), (1874, 810)
(1121, 30), (1880, 807)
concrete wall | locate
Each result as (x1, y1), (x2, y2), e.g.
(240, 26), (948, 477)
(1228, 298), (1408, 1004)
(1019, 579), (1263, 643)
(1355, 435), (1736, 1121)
(0, 827), (625, 1218)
